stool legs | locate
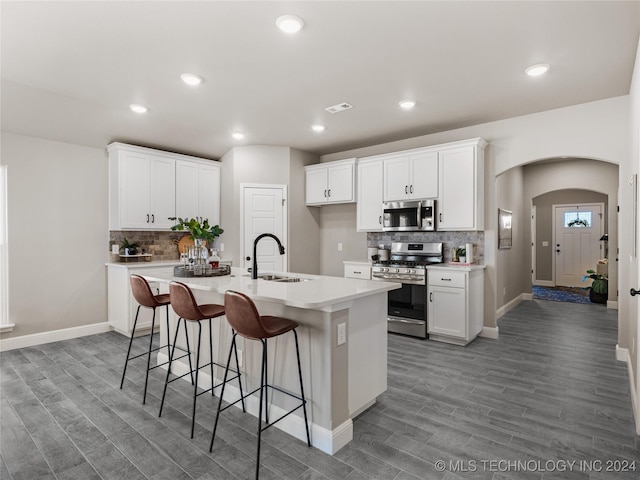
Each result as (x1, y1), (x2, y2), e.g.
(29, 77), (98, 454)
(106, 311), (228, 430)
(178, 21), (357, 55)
(161, 318), (243, 439)
(120, 304), (170, 404)
(120, 305), (143, 390)
(209, 329), (310, 480)
(293, 329), (311, 447)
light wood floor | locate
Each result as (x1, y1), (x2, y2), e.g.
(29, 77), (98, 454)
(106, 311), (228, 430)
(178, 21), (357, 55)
(1, 298), (638, 479)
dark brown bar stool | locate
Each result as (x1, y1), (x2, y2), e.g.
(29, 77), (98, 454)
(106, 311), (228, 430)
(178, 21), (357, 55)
(209, 290), (310, 479)
(120, 274), (192, 404)
(160, 281), (245, 439)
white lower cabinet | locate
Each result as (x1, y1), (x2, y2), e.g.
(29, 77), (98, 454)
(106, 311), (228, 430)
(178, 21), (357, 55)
(107, 263), (178, 336)
(427, 266), (484, 345)
(343, 261), (372, 279)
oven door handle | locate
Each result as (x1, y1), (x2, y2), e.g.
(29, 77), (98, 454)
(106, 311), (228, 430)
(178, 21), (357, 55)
(388, 317), (425, 325)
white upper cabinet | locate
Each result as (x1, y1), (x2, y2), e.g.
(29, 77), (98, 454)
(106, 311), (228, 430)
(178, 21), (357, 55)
(357, 158), (384, 232)
(355, 138), (486, 232)
(109, 146), (176, 230)
(305, 158), (356, 206)
(383, 150), (438, 201)
(437, 139), (486, 231)
(108, 142), (220, 231)
(176, 160), (221, 226)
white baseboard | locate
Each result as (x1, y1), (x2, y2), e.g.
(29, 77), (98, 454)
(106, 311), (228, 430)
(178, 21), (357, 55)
(626, 354), (640, 435)
(616, 346), (639, 435)
(157, 352), (351, 455)
(533, 280), (554, 287)
(0, 322), (111, 352)
(522, 293), (533, 301)
(480, 326), (499, 339)
(607, 300), (618, 310)
(496, 294), (524, 319)
(616, 344), (629, 362)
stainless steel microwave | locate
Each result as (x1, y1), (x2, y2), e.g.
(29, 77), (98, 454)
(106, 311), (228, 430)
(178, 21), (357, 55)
(382, 200), (436, 232)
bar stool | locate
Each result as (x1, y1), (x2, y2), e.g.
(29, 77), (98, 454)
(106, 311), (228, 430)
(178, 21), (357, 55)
(120, 274), (192, 404)
(209, 290), (310, 479)
(159, 281), (245, 439)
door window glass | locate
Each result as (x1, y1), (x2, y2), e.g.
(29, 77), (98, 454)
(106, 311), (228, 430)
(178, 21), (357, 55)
(564, 211), (591, 228)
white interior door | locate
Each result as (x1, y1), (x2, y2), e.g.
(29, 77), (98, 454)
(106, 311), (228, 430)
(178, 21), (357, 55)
(242, 185), (287, 273)
(554, 203), (603, 287)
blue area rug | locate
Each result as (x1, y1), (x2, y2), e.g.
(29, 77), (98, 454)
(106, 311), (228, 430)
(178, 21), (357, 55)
(532, 285), (591, 304)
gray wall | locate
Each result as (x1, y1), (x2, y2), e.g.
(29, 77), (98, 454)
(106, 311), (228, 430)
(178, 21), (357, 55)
(318, 204), (367, 277)
(495, 166), (527, 310)
(289, 148), (322, 275)
(533, 189), (608, 282)
(1, 132), (109, 338)
(219, 145), (321, 274)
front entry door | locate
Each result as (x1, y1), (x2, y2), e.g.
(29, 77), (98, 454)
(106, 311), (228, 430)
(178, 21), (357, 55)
(242, 185), (287, 274)
(554, 203), (604, 287)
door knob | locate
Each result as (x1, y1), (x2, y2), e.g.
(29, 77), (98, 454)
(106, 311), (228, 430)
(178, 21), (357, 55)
(556, 249), (561, 253)
(631, 288), (640, 296)
(245, 256), (251, 261)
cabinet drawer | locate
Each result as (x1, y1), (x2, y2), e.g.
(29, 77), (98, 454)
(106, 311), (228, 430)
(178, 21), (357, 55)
(428, 270), (466, 288)
(344, 264), (371, 279)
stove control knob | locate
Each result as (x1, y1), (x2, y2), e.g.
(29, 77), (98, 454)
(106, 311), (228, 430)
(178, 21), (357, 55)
(382, 268), (388, 273)
(393, 268), (400, 273)
(408, 269), (415, 274)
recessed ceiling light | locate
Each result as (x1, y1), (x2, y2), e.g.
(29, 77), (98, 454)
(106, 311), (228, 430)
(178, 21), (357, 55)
(276, 15), (304, 34)
(180, 73), (203, 86)
(311, 124), (325, 133)
(524, 63), (550, 77)
(399, 100), (416, 110)
(129, 104), (148, 114)
(232, 132), (245, 140)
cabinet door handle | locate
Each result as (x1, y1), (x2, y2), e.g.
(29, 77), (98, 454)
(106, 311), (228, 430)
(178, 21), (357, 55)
(429, 292), (433, 302)
(324, 189), (327, 198)
(405, 185), (408, 194)
(379, 215), (382, 225)
(439, 213), (443, 222)
(353, 271), (361, 274)
(410, 185), (413, 194)
(151, 214), (154, 223)
(146, 214), (150, 223)
(441, 278), (452, 281)
(328, 189), (331, 197)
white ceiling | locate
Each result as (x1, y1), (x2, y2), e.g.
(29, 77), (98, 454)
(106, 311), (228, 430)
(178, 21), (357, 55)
(2, 1), (639, 160)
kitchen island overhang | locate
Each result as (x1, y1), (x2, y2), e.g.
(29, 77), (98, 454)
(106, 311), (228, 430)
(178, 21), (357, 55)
(140, 267), (400, 455)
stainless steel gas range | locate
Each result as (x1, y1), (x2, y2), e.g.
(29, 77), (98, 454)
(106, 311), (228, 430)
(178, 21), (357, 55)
(371, 242), (443, 338)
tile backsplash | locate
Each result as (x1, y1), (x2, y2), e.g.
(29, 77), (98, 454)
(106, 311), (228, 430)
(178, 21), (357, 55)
(367, 231), (484, 264)
(109, 231), (187, 262)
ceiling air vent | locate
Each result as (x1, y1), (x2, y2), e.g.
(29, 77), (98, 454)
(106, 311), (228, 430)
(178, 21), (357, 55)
(325, 102), (354, 114)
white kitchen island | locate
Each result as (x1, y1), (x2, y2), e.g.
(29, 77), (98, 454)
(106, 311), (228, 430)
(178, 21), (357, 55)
(140, 267), (399, 455)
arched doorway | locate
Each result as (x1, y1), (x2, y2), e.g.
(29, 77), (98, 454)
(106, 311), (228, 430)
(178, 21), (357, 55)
(531, 188), (608, 304)
(521, 158), (619, 307)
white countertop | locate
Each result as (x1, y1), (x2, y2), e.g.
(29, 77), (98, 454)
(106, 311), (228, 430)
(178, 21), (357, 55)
(427, 263), (486, 271)
(106, 260), (183, 269)
(141, 267), (400, 310)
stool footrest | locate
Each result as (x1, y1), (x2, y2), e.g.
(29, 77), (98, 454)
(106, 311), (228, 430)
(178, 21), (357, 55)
(126, 343), (189, 362)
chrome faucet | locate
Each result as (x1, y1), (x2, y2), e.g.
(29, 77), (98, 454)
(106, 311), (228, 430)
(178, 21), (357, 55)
(251, 233), (285, 280)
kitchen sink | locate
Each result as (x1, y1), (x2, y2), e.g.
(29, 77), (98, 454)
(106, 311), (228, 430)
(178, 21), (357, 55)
(244, 274), (310, 282)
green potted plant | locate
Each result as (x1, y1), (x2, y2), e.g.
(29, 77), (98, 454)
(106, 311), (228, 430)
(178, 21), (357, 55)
(169, 217), (224, 243)
(582, 269), (608, 304)
(456, 246), (466, 263)
(120, 237), (140, 255)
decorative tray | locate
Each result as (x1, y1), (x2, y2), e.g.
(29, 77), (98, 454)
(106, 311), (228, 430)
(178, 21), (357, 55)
(173, 265), (231, 278)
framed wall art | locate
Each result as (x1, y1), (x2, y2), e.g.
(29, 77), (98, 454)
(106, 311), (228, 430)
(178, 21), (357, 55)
(498, 208), (512, 249)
